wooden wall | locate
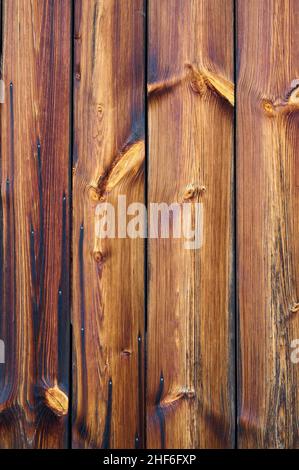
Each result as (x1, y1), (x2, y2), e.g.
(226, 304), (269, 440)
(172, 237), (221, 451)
(0, 0), (298, 449)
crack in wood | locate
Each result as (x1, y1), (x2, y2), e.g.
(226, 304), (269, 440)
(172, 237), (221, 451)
(101, 379), (112, 449)
(155, 373), (165, 449)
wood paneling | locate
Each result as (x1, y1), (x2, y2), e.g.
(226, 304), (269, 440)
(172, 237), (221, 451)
(147, 0), (235, 448)
(72, 0), (145, 448)
(237, 0), (299, 448)
(2, 0), (298, 451)
(0, 0), (71, 448)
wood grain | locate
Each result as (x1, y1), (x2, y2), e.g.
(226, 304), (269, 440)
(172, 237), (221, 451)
(3, 0), (298, 451)
(0, 0), (71, 448)
(147, 0), (234, 448)
(72, 0), (145, 448)
(237, 0), (299, 448)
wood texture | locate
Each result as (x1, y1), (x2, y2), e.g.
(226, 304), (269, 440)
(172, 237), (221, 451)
(147, 0), (234, 448)
(72, 0), (145, 448)
(3, 0), (298, 450)
(0, 0), (71, 448)
(237, 0), (299, 448)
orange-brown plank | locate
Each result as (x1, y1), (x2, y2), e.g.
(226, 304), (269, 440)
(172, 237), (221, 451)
(147, 0), (235, 448)
(72, 0), (145, 448)
(0, 0), (71, 448)
(238, 0), (299, 448)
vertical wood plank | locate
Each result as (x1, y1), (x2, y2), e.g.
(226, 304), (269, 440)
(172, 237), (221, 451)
(147, 0), (234, 448)
(0, 0), (71, 448)
(238, 0), (299, 448)
(72, 0), (145, 448)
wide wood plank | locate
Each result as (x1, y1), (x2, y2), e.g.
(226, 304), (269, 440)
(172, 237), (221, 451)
(147, 0), (234, 448)
(237, 0), (299, 448)
(72, 0), (145, 448)
(0, 0), (71, 448)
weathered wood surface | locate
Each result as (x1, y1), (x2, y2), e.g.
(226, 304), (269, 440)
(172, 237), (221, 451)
(72, 0), (145, 448)
(2, 0), (299, 451)
(147, 0), (234, 448)
(237, 0), (299, 448)
(0, 0), (71, 448)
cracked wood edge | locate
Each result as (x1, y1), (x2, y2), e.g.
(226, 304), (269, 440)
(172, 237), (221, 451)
(72, 0), (145, 448)
(147, 0), (234, 449)
(0, 0), (71, 448)
(238, 0), (299, 448)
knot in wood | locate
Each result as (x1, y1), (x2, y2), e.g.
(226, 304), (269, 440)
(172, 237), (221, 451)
(44, 386), (69, 417)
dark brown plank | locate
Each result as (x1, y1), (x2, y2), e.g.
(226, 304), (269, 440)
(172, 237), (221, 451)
(0, 0), (71, 448)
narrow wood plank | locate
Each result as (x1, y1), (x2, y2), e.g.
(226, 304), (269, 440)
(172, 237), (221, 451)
(147, 0), (234, 448)
(72, 0), (145, 448)
(0, 0), (71, 448)
(238, 0), (299, 448)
